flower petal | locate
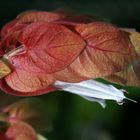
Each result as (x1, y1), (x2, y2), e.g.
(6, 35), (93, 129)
(54, 80), (136, 107)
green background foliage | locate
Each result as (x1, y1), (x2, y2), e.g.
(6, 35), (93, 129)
(0, 0), (140, 140)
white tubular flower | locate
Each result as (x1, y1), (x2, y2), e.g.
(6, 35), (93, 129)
(54, 80), (136, 108)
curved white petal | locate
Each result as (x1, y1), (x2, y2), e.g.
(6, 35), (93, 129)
(54, 80), (136, 107)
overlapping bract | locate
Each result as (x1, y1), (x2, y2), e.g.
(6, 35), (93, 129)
(104, 30), (140, 86)
(0, 10), (139, 96)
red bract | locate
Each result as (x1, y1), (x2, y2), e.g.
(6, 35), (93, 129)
(6, 121), (38, 140)
(0, 121), (38, 140)
(0, 134), (12, 140)
(0, 10), (138, 96)
(3, 98), (51, 132)
(0, 98), (50, 139)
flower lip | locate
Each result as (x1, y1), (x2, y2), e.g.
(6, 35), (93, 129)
(54, 80), (137, 107)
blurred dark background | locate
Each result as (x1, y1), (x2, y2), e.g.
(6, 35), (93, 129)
(0, 0), (140, 140)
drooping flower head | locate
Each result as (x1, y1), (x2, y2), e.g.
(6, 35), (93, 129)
(0, 10), (140, 106)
